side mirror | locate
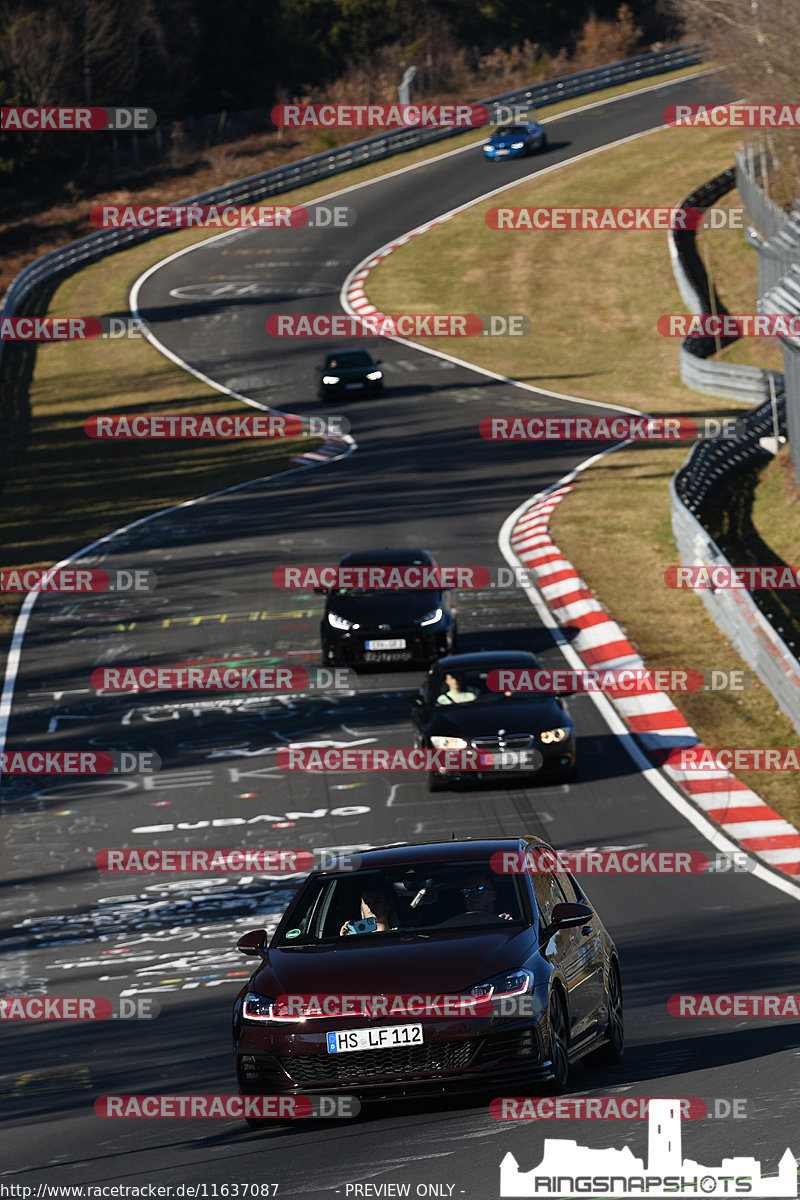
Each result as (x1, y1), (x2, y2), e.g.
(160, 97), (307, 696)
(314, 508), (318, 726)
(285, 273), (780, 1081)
(411, 694), (424, 710)
(375, 359), (382, 365)
(237, 929), (270, 958)
(546, 902), (594, 934)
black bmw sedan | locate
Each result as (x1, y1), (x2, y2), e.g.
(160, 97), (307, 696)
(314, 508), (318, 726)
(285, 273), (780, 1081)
(410, 651), (577, 789)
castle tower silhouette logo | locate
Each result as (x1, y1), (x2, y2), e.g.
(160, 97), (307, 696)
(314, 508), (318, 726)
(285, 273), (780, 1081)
(500, 1098), (797, 1197)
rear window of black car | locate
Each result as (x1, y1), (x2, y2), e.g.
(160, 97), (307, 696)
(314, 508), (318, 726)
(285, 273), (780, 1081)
(275, 861), (528, 945)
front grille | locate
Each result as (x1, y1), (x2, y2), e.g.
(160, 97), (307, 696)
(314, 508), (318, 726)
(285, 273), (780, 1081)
(471, 735), (534, 751)
(279, 1038), (480, 1083)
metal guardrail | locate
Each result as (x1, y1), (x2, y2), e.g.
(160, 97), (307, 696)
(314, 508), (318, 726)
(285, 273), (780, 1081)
(735, 141), (786, 241)
(669, 168), (800, 736)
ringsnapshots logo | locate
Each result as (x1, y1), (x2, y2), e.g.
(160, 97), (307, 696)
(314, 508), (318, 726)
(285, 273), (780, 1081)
(499, 1098), (797, 1197)
(265, 313), (529, 337)
(1, 106), (156, 131)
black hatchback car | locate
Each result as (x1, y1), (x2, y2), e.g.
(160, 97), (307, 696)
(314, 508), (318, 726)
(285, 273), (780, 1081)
(319, 548), (457, 667)
(232, 837), (623, 1121)
(316, 349), (384, 399)
(411, 650), (576, 789)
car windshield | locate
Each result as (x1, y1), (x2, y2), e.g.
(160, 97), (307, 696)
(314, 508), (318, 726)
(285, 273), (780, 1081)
(434, 666), (538, 704)
(275, 860), (527, 945)
(326, 351), (372, 368)
(494, 125), (527, 136)
(334, 558), (437, 596)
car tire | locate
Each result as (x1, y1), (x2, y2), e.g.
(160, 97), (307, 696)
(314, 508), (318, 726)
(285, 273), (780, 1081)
(546, 988), (570, 1093)
(561, 759), (578, 784)
(540, 132), (548, 150)
(428, 773), (449, 793)
(584, 960), (624, 1066)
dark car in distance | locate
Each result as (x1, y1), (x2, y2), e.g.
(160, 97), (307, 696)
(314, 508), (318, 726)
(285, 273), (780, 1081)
(411, 650), (576, 789)
(232, 838), (623, 1123)
(319, 548), (457, 667)
(316, 349), (384, 399)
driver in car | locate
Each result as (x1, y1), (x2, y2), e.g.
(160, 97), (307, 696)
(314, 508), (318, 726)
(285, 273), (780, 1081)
(436, 671), (478, 705)
(461, 872), (512, 920)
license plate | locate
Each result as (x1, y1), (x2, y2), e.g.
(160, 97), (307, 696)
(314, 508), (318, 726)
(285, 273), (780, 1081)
(365, 638), (406, 650)
(327, 1024), (423, 1053)
(495, 149), (509, 155)
(478, 750), (538, 769)
(344, 382), (364, 389)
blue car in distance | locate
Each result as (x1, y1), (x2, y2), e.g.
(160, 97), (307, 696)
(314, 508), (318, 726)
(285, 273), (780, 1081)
(483, 120), (547, 160)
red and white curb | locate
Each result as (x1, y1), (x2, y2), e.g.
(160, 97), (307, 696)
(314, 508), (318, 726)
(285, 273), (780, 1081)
(510, 486), (800, 878)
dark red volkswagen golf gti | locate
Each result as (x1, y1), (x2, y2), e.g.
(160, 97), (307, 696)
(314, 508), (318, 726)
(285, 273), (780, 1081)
(232, 838), (623, 1122)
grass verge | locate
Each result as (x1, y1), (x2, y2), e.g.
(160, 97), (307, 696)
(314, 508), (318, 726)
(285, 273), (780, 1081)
(364, 119), (800, 829)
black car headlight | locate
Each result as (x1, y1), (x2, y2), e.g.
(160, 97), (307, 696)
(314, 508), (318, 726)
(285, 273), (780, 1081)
(321, 374), (340, 385)
(327, 611), (354, 630)
(418, 607), (443, 627)
(242, 992), (278, 1024)
(540, 727), (569, 744)
(469, 969), (534, 1000)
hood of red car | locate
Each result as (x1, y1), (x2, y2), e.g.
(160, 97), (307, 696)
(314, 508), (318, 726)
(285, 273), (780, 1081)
(251, 927), (534, 999)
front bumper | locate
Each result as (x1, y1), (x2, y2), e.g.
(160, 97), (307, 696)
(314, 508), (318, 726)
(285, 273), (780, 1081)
(484, 145), (524, 160)
(427, 738), (576, 783)
(236, 1014), (548, 1100)
(322, 625), (452, 665)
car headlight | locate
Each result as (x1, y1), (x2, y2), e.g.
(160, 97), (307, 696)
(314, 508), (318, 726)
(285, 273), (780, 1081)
(540, 727), (569, 744)
(366, 370), (382, 381)
(511, 141), (524, 149)
(242, 992), (278, 1023)
(469, 968), (535, 999)
(327, 611), (353, 630)
(430, 735), (468, 750)
(419, 607), (443, 627)
(321, 375), (340, 385)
